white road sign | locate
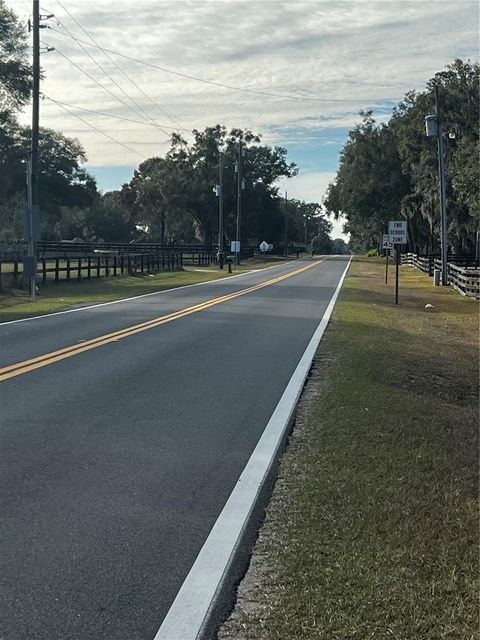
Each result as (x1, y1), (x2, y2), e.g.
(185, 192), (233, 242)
(382, 234), (393, 249)
(259, 241), (269, 252)
(231, 240), (240, 253)
(389, 220), (407, 244)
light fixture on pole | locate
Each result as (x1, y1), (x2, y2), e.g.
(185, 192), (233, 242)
(425, 108), (448, 285)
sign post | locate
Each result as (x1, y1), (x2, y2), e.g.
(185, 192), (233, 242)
(382, 234), (393, 284)
(389, 221), (407, 305)
(395, 246), (400, 305)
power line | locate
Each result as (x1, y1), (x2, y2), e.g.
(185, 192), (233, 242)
(47, 11), (168, 134)
(42, 95), (186, 133)
(48, 3), (176, 135)
(54, 0), (185, 132)
(42, 40), (169, 137)
(42, 96), (342, 142)
(43, 96), (348, 147)
(47, 98), (147, 159)
(47, 27), (394, 104)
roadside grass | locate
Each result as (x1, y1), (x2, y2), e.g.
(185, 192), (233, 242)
(219, 257), (479, 640)
(0, 257), (287, 322)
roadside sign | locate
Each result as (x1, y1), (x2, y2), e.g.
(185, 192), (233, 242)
(259, 241), (269, 252)
(231, 240), (240, 253)
(387, 222), (407, 305)
(382, 234), (393, 249)
(388, 220), (407, 245)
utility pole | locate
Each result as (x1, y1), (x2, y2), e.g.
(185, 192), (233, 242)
(235, 141), (243, 265)
(303, 214), (307, 249)
(26, 157), (35, 300)
(435, 86), (448, 286)
(31, 0), (40, 211)
(284, 191), (288, 257)
(217, 151), (224, 269)
(26, 2), (52, 300)
(25, 0), (41, 301)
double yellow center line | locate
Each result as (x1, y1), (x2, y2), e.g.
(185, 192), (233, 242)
(0, 260), (323, 382)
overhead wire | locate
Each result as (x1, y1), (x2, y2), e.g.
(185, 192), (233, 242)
(40, 29), (171, 138)
(51, 17), (168, 135)
(41, 39), (162, 127)
(40, 10), (354, 153)
(54, 0), (185, 132)
(47, 26), (395, 104)
(42, 95), (186, 133)
(43, 96), (347, 147)
(46, 97), (148, 159)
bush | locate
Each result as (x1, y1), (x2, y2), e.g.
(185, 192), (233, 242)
(365, 248), (378, 257)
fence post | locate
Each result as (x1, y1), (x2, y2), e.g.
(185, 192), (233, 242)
(96, 256), (100, 278)
(113, 255), (117, 276)
(13, 259), (19, 286)
(141, 254), (144, 273)
(87, 257), (91, 279)
(77, 258), (82, 280)
(42, 257), (47, 284)
(66, 257), (71, 281)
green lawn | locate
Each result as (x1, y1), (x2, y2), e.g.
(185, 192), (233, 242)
(219, 257), (479, 640)
(0, 258), (287, 323)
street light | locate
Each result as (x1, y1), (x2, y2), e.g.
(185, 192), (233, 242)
(425, 112), (448, 285)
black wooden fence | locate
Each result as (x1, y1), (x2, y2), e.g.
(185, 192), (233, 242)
(0, 252), (183, 289)
(36, 241), (219, 258)
(0, 242), (257, 290)
(401, 252), (480, 299)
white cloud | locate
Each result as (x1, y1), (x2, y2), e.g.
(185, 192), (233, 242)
(10, 0), (479, 210)
(278, 171), (336, 204)
(278, 171), (349, 240)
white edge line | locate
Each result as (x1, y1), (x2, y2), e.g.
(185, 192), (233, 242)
(153, 256), (352, 640)
(0, 261), (290, 327)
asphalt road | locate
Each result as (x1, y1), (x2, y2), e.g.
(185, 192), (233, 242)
(0, 256), (349, 640)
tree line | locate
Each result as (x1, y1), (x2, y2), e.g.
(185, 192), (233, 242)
(0, 0), (338, 252)
(324, 59), (479, 255)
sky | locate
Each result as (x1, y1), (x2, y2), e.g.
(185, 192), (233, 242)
(10, 0), (480, 240)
